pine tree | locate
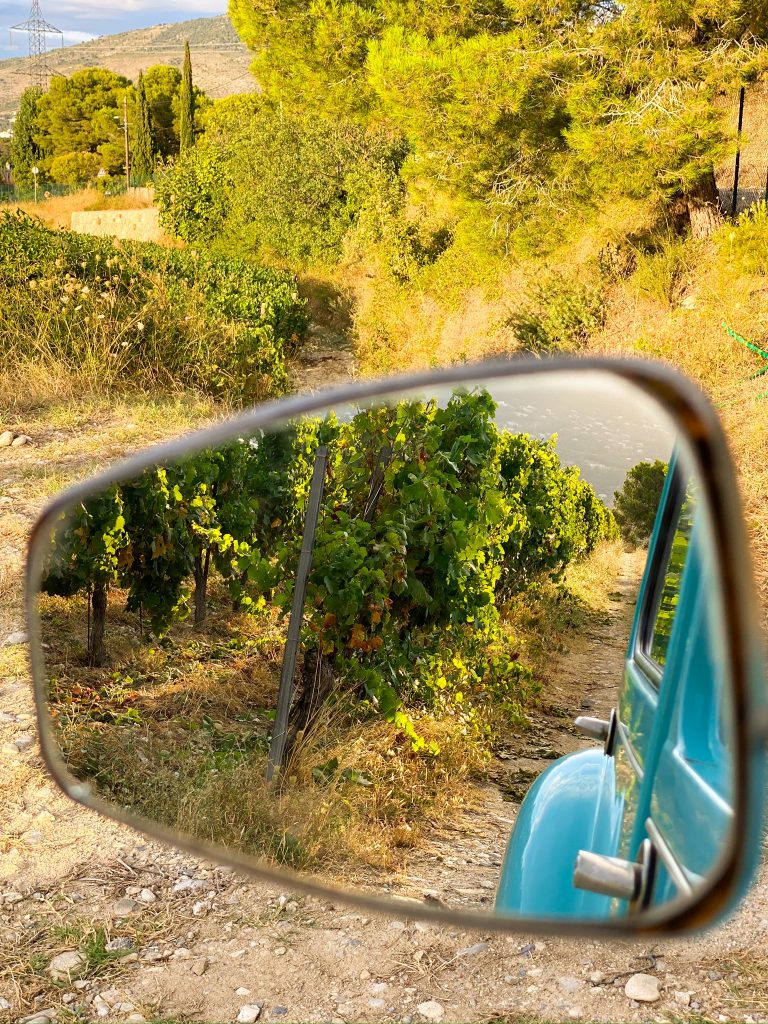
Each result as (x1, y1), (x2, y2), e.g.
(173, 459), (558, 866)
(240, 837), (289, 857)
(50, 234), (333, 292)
(226, 0), (766, 236)
(144, 65), (182, 157)
(179, 41), (195, 154)
(10, 86), (44, 188)
(133, 71), (155, 180)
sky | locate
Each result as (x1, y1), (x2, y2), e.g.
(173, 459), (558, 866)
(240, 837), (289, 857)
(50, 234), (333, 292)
(0, 1), (228, 60)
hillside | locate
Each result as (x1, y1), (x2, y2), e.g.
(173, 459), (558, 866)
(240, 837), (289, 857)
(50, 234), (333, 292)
(0, 15), (256, 132)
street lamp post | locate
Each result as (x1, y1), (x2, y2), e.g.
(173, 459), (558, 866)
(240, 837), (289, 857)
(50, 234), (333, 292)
(31, 165), (39, 203)
(113, 95), (131, 193)
(112, 96), (131, 193)
(122, 94), (130, 193)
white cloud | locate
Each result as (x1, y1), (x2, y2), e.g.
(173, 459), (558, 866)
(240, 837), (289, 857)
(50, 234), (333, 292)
(61, 29), (97, 43)
(52, 0), (226, 15)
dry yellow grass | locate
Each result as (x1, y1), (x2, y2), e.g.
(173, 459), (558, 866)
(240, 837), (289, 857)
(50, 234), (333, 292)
(0, 358), (103, 418)
(8, 188), (155, 231)
(564, 540), (625, 614)
(354, 275), (516, 375)
(39, 570), (501, 882)
(589, 237), (768, 618)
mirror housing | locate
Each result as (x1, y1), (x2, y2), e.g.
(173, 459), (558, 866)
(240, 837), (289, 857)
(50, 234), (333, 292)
(25, 357), (767, 937)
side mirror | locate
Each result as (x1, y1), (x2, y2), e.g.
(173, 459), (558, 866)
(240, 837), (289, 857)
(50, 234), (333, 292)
(26, 358), (766, 936)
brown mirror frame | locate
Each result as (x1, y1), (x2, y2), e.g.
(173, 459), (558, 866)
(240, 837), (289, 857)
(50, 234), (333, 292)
(25, 356), (767, 938)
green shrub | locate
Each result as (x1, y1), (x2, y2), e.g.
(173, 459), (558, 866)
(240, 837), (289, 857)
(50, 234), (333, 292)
(49, 151), (103, 187)
(43, 389), (617, 749)
(508, 275), (606, 352)
(717, 201), (768, 277)
(156, 99), (408, 268)
(154, 148), (230, 243)
(630, 234), (694, 306)
(613, 460), (668, 546)
(0, 213), (308, 401)
(498, 431), (618, 594)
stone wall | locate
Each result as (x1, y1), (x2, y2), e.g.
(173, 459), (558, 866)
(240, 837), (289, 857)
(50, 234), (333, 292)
(70, 208), (164, 243)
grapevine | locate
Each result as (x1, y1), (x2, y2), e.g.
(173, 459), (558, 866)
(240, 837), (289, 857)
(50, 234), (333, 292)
(41, 390), (617, 746)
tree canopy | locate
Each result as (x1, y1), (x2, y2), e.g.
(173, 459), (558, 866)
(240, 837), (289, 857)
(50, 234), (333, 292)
(156, 94), (407, 264)
(179, 41), (195, 154)
(144, 65), (182, 157)
(228, 0), (768, 230)
(133, 71), (155, 180)
(10, 86), (44, 188)
(9, 59), (209, 188)
(35, 68), (131, 175)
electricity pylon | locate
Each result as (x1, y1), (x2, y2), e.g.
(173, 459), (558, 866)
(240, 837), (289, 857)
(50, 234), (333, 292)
(9, 0), (64, 89)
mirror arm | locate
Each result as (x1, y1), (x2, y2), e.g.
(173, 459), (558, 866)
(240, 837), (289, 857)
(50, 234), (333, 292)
(573, 850), (641, 901)
(574, 708), (618, 755)
(574, 840), (657, 910)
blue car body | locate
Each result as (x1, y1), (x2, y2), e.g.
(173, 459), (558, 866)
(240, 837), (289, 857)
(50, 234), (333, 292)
(496, 460), (734, 918)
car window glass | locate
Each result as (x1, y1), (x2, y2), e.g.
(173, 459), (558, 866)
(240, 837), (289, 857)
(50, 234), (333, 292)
(649, 496), (694, 668)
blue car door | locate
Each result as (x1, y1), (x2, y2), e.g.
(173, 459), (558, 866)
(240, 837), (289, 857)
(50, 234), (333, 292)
(496, 454), (733, 917)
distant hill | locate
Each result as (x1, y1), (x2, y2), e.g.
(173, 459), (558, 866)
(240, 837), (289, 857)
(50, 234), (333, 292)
(0, 15), (256, 132)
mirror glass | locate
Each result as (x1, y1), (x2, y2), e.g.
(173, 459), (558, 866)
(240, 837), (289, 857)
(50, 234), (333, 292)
(32, 370), (734, 924)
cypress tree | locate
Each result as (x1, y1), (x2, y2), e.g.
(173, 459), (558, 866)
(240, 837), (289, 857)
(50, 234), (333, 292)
(179, 41), (195, 154)
(133, 71), (155, 180)
(10, 86), (44, 188)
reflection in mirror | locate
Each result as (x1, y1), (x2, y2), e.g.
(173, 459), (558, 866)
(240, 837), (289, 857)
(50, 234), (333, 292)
(34, 372), (733, 923)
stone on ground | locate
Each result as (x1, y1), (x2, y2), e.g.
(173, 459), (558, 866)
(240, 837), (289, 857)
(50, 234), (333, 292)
(417, 1000), (445, 1021)
(624, 973), (661, 1002)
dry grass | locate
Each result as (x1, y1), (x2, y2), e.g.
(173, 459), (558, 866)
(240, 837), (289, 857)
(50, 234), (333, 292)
(1, 393), (220, 471)
(9, 189), (155, 232)
(564, 540), (626, 614)
(0, 561), (13, 602)
(351, 195), (659, 376)
(699, 949), (768, 1016)
(0, 348), (236, 425)
(354, 273), (516, 376)
(351, 197), (768, 625)
(171, 706), (487, 882)
(0, 879), (180, 1016)
(499, 541), (626, 686)
(590, 235), (768, 620)
(39, 585), (495, 882)
(0, 360), (85, 419)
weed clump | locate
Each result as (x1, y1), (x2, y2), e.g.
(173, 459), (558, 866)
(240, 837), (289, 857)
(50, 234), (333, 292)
(507, 275), (606, 353)
(717, 201), (768, 278)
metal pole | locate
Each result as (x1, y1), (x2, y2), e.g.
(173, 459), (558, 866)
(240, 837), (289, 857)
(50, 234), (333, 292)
(123, 94), (130, 193)
(363, 446), (392, 522)
(731, 86), (746, 218)
(266, 446), (328, 781)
